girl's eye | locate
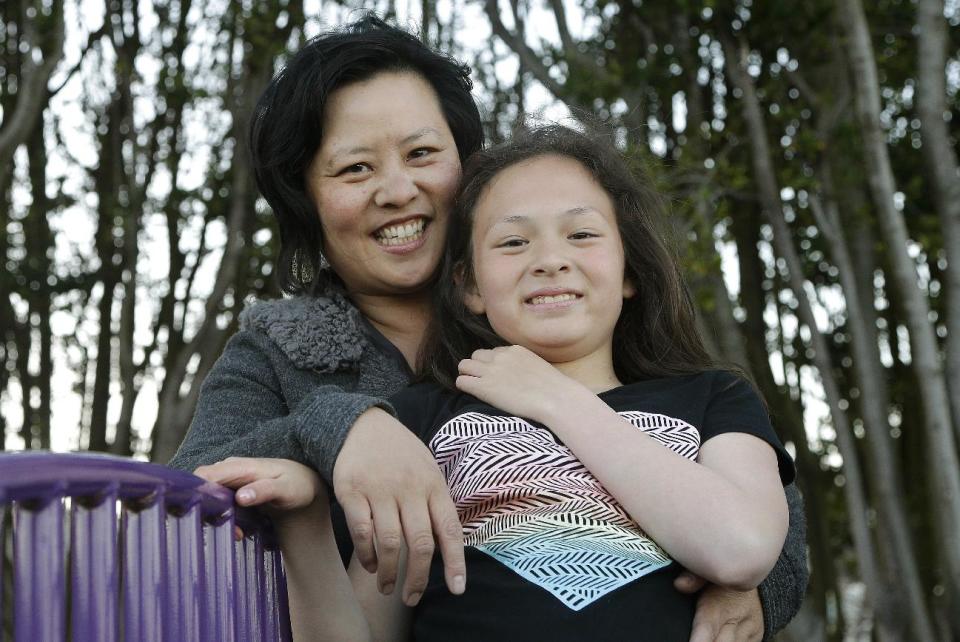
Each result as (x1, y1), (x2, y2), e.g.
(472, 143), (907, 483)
(569, 231), (598, 240)
(498, 238), (527, 248)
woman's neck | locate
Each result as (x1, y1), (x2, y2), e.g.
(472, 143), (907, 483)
(351, 291), (432, 370)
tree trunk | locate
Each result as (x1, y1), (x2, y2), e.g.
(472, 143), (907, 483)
(916, 0), (960, 444)
(0, 0), (64, 199)
(26, 117), (53, 450)
(810, 163), (932, 638)
(837, 0), (960, 614)
(720, 29), (899, 637)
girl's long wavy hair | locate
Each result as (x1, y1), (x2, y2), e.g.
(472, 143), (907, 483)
(419, 124), (716, 389)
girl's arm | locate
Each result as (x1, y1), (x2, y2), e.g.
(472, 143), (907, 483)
(194, 457), (374, 641)
(457, 346), (788, 591)
(348, 553), (414, 642)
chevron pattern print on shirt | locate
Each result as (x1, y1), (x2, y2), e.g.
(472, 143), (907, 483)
(429, 410), (701, 610)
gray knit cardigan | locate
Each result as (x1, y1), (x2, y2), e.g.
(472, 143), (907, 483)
(169, 293), (808, 639)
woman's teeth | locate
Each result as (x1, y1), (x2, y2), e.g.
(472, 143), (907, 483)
(529, 293), (579, 305)
(376, 219), (425, 245)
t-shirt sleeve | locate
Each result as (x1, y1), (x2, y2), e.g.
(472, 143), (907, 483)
(701, 371), (795, 485)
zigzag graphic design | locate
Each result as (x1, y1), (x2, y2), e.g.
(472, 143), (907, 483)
(429, 410), (701, 610)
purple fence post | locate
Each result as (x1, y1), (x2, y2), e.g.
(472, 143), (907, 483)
(263, 547), (292, 641)
(14, 498), (66, 641)
(123, 496), (169, 642)
(0, 504), (5, 633)
(166, 502), (207, 641)
(205, 519), (238, 642)
(0, 452), (291, 642)
(71, 490), (120, 642)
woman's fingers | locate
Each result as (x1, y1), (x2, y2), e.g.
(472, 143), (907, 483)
(369, 501), (403, 595)
(429, 489), (467, 596)
(194, 457), (267, 488)
(339, 491), (378, 573)
(398, 499), (435, 606)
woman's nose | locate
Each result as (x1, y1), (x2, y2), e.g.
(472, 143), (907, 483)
(374, 165), (418, 208)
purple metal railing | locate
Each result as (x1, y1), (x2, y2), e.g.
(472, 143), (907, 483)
(0, 451), (292, 641)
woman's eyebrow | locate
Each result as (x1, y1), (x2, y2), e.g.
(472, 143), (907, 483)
(399, 127), (441, 145)
(322, 145), (372, 171)
(321, 128), (441, 171)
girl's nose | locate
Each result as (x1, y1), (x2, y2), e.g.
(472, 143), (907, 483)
(374, 165), (418, 208)
(531, 246), (571, 276)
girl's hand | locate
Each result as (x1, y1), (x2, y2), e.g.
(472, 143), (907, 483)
(194, 456), (327, 512)
(455, 345), (587, 422)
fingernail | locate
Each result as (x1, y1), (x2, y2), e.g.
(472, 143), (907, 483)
(452, 575), (465, 594)
(237, 489), (255, 503)
(407, 592), (422, 606)
(382, 583), (394, 595)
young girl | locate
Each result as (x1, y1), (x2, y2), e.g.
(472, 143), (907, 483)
(203, 125), (793, 641)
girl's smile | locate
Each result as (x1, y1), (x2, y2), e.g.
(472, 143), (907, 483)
(463, 154), (635, 380)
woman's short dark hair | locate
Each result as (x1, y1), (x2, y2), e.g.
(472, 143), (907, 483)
(420, 124), (715, 387)
(250, 14), (483, 295)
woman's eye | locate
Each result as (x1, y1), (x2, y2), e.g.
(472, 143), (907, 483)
(409, 147), (434, 160)
(499, 238), (527, 248)
(338, 163), (371, 176)
(569, 231), (598, 240)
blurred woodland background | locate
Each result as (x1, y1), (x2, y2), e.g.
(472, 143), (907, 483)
(1, 0), (959, 639)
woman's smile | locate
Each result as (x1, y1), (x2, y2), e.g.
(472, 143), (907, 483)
(306, 71), (461, 298)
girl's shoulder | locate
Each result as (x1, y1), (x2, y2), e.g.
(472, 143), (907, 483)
(238, 293), (369, 372)
(605, 368), (743, 399)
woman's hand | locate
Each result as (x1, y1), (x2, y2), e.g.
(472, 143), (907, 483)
(333, 408), (466, 607)
(674, 572), (763, 642)
(455, 345), (587, 422)
(194, 456), (327, 512)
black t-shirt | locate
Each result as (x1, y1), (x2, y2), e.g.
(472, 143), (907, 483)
(389, 370), (794, 642)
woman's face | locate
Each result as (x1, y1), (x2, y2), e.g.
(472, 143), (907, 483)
(306, 72), (461, 297)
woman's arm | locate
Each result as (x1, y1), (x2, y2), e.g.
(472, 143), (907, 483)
(171, 330), (466, 605)
(169, 330), (387, 480)
(456, 346), (789, 591)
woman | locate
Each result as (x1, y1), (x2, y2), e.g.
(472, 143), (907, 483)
(171, 14), (806, 640)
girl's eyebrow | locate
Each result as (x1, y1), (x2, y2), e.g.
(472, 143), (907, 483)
(491, 206), (599, 228)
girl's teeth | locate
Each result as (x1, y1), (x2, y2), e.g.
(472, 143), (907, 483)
(530, 293), (578, 305)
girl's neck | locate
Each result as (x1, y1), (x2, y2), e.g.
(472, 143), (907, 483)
(351, 291), (432, 370)
(549, 350), (623, 394)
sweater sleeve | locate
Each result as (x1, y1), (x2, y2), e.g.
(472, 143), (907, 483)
(167, 330), (396, 484)
(757, 482), (808, 639)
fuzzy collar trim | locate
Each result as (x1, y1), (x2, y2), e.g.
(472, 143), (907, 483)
(239, 293), (369, 373)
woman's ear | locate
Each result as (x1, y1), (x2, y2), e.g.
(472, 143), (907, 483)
(455, 263), (485, 314)
(622, 277), (636, 299)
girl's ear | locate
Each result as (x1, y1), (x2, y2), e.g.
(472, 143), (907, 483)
(622, 277), (636, 299)
(455, 263), (486, 314)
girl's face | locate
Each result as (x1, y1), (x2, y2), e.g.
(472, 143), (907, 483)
(464, 154), (635, 373)
(306, 72), (461, 298)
